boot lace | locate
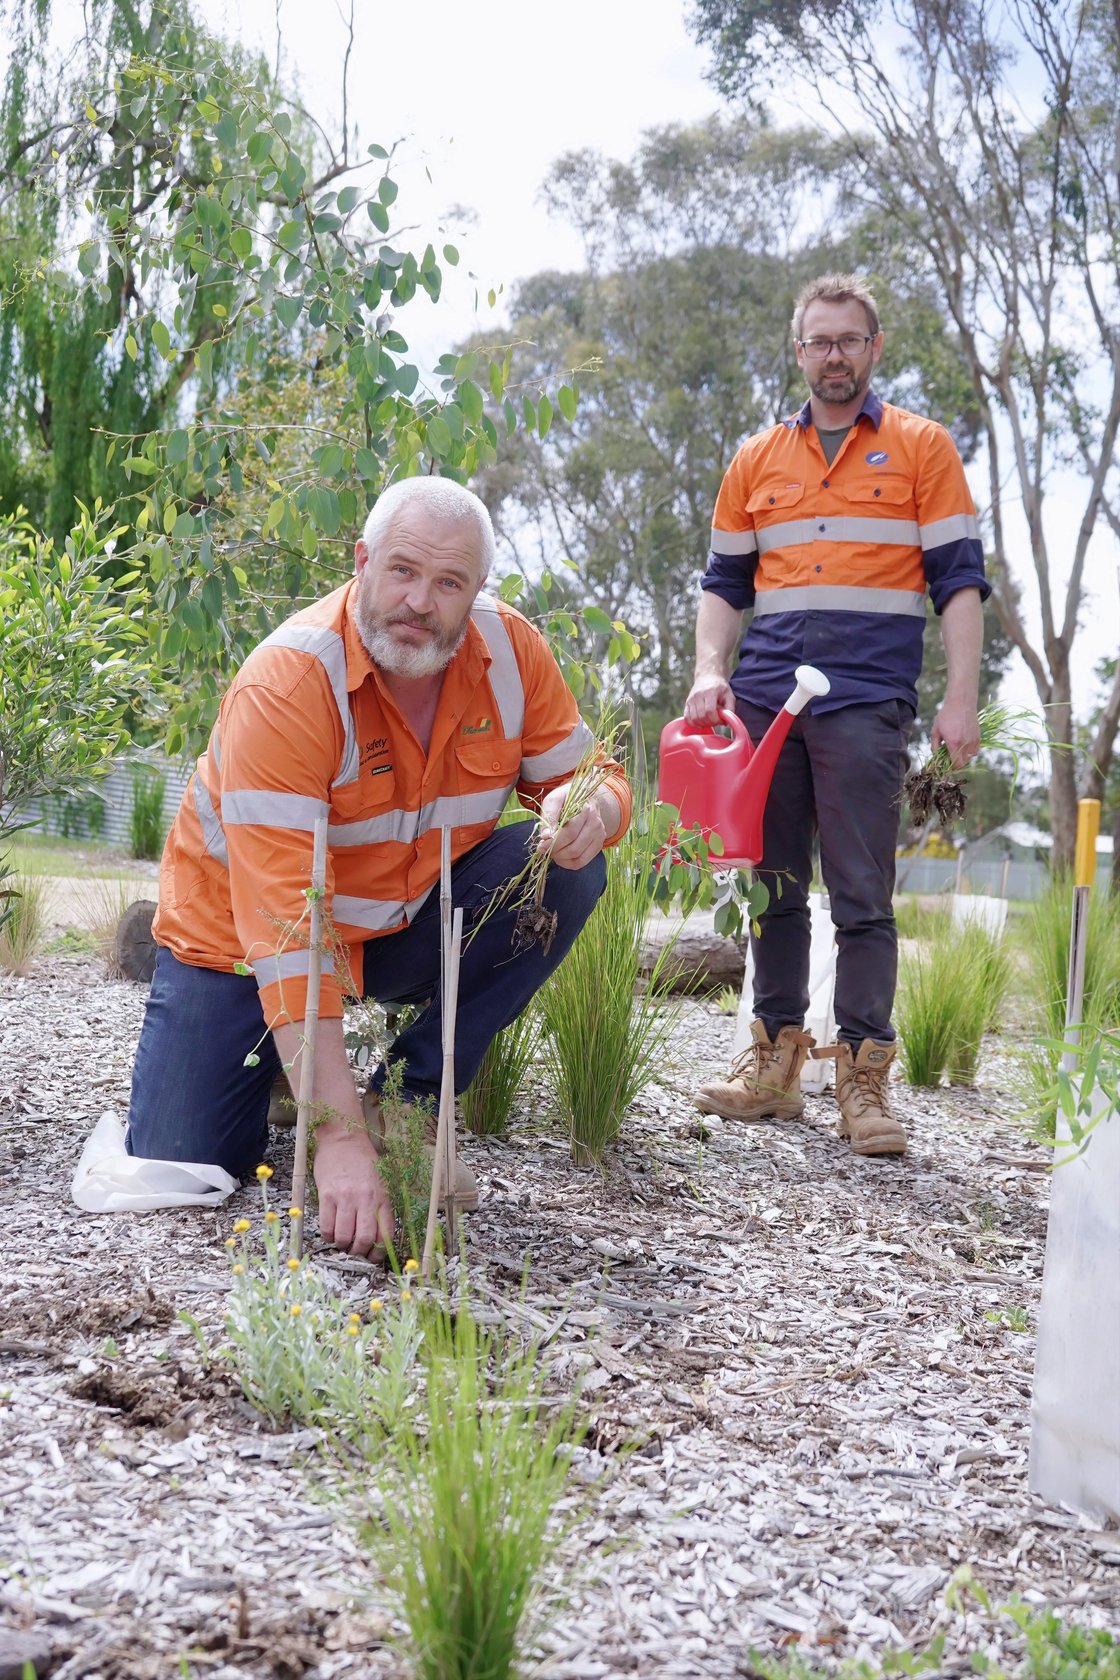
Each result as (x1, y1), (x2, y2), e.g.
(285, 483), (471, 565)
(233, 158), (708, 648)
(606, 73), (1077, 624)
(728, 1039), (785, 1090)
(842, 1064), (894, 1120)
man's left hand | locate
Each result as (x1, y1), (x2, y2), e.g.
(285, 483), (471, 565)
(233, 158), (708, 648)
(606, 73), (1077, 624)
(538, 785), (613, 870)
(931, 698), (980, 769)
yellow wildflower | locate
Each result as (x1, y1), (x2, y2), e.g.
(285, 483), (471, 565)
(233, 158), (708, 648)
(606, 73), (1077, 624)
(225, 1237), (237, 1249)
(403, 1258), (419, 1274)
(369, 1299), (384, 1315)
(348, 1312), (362, 1323)
(400, 1289), (413, 1303)
(289, 1207), (303, 1220)
(290, 1303), (303, 1317)
(264, 1210), (279, 1223)
(346, 1324), (360, 1337)
(232, 1263), (245, 1275)
(233, 1218), (251, 1233)
(287, 1257), (301, 1271)
(255, 1164), (274, 1180)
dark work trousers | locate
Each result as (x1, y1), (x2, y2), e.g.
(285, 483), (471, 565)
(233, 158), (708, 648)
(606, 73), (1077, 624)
(126, 820), (606, 1177)
(735, 698), (914, 1047)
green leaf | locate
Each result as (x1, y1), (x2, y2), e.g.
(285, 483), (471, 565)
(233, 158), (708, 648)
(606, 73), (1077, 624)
(166, 430), (190, 466)
(274, 294), (302, 329)
(582, 605), (612, 633)
(230, 226), (253, 260)
(355, 446), (380, 480)
(442, 243), (459, 264)
(377, 176), (399, 206)
(367, 201), (390, 233)
(557, 384), (578, 422)
(308, 485), (341, 536)
(124, 333), (138, 362)
(337, 185), (361, 213)
(426, 415), (453, 458)
(150, 319), (172, 359)
(538, 394), (554, 438)
(195, 96), (220, 122)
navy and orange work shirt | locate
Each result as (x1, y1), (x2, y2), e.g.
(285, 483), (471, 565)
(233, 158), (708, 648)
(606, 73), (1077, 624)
(700, 389), (991, 713)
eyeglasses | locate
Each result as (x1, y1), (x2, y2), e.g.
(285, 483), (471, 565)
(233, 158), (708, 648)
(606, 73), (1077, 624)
(797, 333), (877, 359)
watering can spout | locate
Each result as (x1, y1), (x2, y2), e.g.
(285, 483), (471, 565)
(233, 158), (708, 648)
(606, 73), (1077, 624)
(658, 665), (831, 868)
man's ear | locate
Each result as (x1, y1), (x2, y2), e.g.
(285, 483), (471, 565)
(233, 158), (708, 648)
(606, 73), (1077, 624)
(354, 539), (368, 576)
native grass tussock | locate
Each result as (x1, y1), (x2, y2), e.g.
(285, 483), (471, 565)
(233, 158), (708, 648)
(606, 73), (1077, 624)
(897, 918), (1013, 1088)
(462, 1006), (541, 1138)
(539, 811), (685, 1164)
(0, 868), (48, 974)
(191, 1169), (586, 1679)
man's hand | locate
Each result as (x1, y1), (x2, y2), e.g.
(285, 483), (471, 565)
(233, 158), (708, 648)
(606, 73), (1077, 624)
(931, 698), (980, 769)
(538, 784), (618, 870)
(313, 1125), (395, 1257)
(684, 673), (735, 726)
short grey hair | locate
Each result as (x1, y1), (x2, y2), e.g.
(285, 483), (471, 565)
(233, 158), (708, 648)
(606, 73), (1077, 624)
(792, 273), (881, 340)
(361, 478), (495, 580)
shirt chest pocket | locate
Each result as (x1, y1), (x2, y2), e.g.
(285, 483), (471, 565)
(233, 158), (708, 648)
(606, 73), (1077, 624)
(747, 483), (807, 570)
(454, 737), (522, 833)
(845, 477), (916, 515)
(329, 763), (399, 842)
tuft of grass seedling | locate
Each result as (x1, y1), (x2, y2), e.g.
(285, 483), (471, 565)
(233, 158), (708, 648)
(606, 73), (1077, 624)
(372, 1057), (434, 1262)
(892, 894), (950, 943)
(355, 1284), (586, 1680)
(73, 877), (139, 978)
(0, 870), (48, 975)
(461, 1008), (540, 1137)
(539, 806), (683, 1164)
(904, 703), (1043, 826)
(897, 918), (1011, 1087)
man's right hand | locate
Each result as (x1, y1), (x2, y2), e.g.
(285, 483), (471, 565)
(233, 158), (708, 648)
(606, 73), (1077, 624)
(314, 1126), (395, 1258)
(684, 673), (735, 726)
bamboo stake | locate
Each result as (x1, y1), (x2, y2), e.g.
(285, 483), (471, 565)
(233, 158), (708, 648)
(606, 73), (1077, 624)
(423, 900), (464, 1278)
(290, 816), (328, 1260)
(438, 827), (459, 1229)
(999, 855), (1011, 901)
(1061, 799), (1101, 1075)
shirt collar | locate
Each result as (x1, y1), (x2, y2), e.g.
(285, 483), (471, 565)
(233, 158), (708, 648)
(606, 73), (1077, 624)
(793, 386), (883, 432)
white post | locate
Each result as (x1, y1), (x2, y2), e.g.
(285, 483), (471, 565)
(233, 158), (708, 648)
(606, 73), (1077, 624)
(290, 816), (327, 1260)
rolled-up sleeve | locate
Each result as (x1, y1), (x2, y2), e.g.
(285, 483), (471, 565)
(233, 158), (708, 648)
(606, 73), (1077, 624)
(916, 426), (991, 613)
(700, 450), (759, 609)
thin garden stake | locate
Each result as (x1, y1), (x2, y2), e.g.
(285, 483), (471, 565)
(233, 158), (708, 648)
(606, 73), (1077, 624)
(423, 902), (464, 1277)
(1061, 798), (1101, 1075)
(290, 816), (327, 1259)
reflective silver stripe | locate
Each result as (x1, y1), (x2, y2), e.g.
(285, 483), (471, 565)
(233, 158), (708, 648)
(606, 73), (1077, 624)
(210, 726), (221, 771)
(756, 516), (921, 553)
(192, 775), (228, 867)
(753, 586), (927, 618)
(470, 596), (525, 739)
(920, 512), (980, 549)
(328, 786), (512, 848)
(521, 717), (595, 783)
(711, 526), (757, 557)
(260, 622), (359, 789)
(252, 949), (337, 986)
(334, 883), (435, 930)
(223, 790), (331, 830)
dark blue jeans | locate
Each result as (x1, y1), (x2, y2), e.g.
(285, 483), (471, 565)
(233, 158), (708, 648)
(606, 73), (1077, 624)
(736, 698), (913, 1046)
(126, 822), (606, 1176)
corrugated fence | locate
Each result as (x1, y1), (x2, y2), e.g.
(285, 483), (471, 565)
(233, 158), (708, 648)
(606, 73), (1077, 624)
(10, 751), (193, 853)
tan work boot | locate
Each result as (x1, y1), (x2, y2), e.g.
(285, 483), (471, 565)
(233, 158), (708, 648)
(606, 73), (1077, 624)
(835, 1039), (906, 1155)
(694, 1019), (815, 1121)
(362, 1088), (479, 1211)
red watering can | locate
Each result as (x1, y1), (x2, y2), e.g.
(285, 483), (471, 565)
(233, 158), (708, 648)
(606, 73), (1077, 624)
(658, 664), (831, 867)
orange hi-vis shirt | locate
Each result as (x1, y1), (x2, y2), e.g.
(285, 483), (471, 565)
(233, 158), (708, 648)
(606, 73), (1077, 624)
(154, 580), (632, 1026)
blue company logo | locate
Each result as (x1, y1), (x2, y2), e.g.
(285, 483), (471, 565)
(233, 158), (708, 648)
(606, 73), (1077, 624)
(866, 450), (889, 464)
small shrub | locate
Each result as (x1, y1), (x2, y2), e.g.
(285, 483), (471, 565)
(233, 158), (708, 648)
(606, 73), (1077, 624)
(461, 1008), (540, 1137)
(355, 1286), (586, 1680)
(129, 765), (166, 860)
(0, 870), (48, 975)
(540, 808), (683, 1164)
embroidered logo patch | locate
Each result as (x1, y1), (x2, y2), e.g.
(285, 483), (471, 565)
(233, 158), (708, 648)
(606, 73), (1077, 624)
(462, 717), (493, 735)
(866, 450), (889, 465)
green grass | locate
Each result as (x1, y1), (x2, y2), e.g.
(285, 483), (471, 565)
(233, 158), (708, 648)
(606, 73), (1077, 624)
(8, 835), (149, 880)
(462, 1008), (540, 1138)
(0, 872), (49, 975)
(539, 810), (683, 1164)
(355, 1287), (585, 1680)
(893, 895), (951, 942)
(897, 919), (1012, 1086)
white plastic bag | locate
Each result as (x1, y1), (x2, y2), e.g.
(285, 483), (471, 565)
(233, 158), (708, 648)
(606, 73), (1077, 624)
(71, 1111), (239, 1213)
(950, 893), (1009, 938)
(1030, 1083), (1120, 1521)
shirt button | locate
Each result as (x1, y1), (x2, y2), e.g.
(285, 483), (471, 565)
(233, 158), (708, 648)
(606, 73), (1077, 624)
(822, 479), (830, 488)
(492, 760), (501, 771)
(816, 565), (823, 573)
(768, 496), (776, 505)
(874, 487), (881, 497)
(819, 524), (826, 532)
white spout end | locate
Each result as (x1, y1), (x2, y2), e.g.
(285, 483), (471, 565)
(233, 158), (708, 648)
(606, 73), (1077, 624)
(784, 664), (831, 716)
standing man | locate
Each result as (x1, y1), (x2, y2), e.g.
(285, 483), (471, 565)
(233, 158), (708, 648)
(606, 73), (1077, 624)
(127, 478), (630, 1251)
(686, 274), (988, 1155)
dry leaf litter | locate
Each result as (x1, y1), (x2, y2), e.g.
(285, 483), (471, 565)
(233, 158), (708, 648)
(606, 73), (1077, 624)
(2, 939), (1119, 1679)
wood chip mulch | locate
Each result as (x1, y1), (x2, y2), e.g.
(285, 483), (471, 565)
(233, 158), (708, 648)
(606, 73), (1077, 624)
(2, 955), (1118, 1679)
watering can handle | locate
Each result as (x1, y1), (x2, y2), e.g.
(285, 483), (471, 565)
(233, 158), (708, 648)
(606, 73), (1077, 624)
(783, 664), (831, 718)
